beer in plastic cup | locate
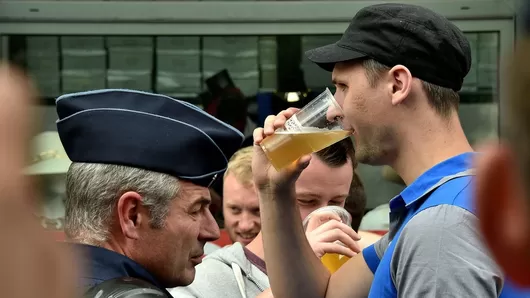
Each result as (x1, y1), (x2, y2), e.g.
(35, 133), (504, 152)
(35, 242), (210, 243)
(260, 88), (351, 170)
(302, 206), (353, 273)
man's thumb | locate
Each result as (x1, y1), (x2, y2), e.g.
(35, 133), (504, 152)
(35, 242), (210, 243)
(283, 154), (312, 182)
(253, 142), (267, 158)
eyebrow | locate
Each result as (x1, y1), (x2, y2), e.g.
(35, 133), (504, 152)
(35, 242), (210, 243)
(297, 193), (348, 200)
(193, 197), (211, 206)
(331, 78), (347, 86)
(226, 203), (259, 209)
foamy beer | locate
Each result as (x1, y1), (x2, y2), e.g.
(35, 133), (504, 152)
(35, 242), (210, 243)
(260, 88), (351, 170)
(303, 206), (353, 273)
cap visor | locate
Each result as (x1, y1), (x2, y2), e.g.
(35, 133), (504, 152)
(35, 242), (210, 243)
(305, 43), (366, 72)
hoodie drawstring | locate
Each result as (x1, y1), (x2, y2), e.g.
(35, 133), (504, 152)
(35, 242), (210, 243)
(231, 262), (248, 298)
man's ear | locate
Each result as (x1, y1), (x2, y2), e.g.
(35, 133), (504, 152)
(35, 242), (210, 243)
(116, 191), (148, 240)
(387, 65), (413, 106)
(475, 144), (530, 286)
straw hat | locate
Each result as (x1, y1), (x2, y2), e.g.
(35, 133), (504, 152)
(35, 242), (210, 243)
(24, 131), (71, 175)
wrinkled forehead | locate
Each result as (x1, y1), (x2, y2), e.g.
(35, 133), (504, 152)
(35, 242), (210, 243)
(178, 180), (211, 204)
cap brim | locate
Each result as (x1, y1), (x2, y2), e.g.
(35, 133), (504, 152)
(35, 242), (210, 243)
(305, 43), (367, 72)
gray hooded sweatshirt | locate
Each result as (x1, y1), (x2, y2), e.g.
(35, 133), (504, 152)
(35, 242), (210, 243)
(169, 242), (270, 298)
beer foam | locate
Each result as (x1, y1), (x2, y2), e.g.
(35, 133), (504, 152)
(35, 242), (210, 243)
(277, 127), (336, 134)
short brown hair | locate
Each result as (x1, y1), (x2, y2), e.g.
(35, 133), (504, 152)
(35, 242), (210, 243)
(362, 59), (460, 118)
(315, 137), (366, 230)
(314, 137), (356, 168)
(224, 146), (253, 186)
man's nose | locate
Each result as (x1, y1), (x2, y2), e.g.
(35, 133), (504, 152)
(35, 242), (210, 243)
(326, 105), (343, 123)
(199, 209), (220, 242)
(238, 213), (257, 231)
(317, 203), (329, 210)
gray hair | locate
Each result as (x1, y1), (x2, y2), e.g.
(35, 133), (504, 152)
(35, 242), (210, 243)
(64, 163), (180, 244)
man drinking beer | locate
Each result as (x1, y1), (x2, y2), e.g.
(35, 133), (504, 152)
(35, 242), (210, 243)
(251, 3), (522, 297)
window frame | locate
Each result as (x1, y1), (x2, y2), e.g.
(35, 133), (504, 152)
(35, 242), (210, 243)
(0, 1), (515, 137)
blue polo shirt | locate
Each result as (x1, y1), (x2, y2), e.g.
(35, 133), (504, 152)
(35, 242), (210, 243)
(362, 153), (530, 297)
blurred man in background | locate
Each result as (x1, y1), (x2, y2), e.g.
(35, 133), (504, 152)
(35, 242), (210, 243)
(222, 146), (261, 246)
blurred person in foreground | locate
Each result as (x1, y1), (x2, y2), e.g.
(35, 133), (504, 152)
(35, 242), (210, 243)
(56, 89), (244, 295)
(475, 39), (530, 289)
(25, 131), (71, 232)
(0, 63), (78, 298)
(250, 3), (525, 298)
(170, 138), (376, 298)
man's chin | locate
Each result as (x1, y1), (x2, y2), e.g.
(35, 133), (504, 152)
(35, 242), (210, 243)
(177, 268), (196, 287)
(162, 269), (195, 289)
(237, 237), (256, 246)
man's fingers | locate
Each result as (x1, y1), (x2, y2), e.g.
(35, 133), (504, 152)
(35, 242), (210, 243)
(263, 108), (300, 135)
(316, 242), (357, 258)
(273, 108), (298, 128)
(264, 115), (277, 135)
(309, 217), (361, 241)
(305, 212), (342, 233)
(280, 107), (299, 119)
(315, 228), (362, 254)
(253, 127), (265, 144)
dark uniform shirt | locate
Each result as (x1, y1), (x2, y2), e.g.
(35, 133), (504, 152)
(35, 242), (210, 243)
(75, 243), (172, 296)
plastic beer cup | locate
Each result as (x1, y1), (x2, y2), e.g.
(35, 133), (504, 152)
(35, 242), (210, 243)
(260, 88), (351, 170)
(302, 206), (353, 274)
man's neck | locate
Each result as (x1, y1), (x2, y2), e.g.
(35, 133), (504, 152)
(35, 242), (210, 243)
(245, 232), (265, 260)
(100, 238), (128, 256)
(391, 115), (474, 185)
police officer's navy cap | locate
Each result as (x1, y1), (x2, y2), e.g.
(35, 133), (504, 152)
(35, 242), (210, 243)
(56, 89), (245, 187)
(305, 3), (472, 91)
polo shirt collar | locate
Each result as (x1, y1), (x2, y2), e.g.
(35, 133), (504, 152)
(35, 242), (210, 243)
(390, 152), (476, 209)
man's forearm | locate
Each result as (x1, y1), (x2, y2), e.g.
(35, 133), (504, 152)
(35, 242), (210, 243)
(259, 186), (331, 298)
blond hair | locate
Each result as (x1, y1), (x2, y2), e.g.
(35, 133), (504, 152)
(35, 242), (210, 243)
(224, 146), (254, 186)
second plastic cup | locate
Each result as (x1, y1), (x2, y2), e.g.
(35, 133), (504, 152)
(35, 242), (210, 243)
(260, 88), (351, 170)
(302, 206), (353, 273)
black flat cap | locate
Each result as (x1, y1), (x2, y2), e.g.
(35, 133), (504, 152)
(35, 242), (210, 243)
(56, 89), (245, 187)
(305, 3), (472, 91)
